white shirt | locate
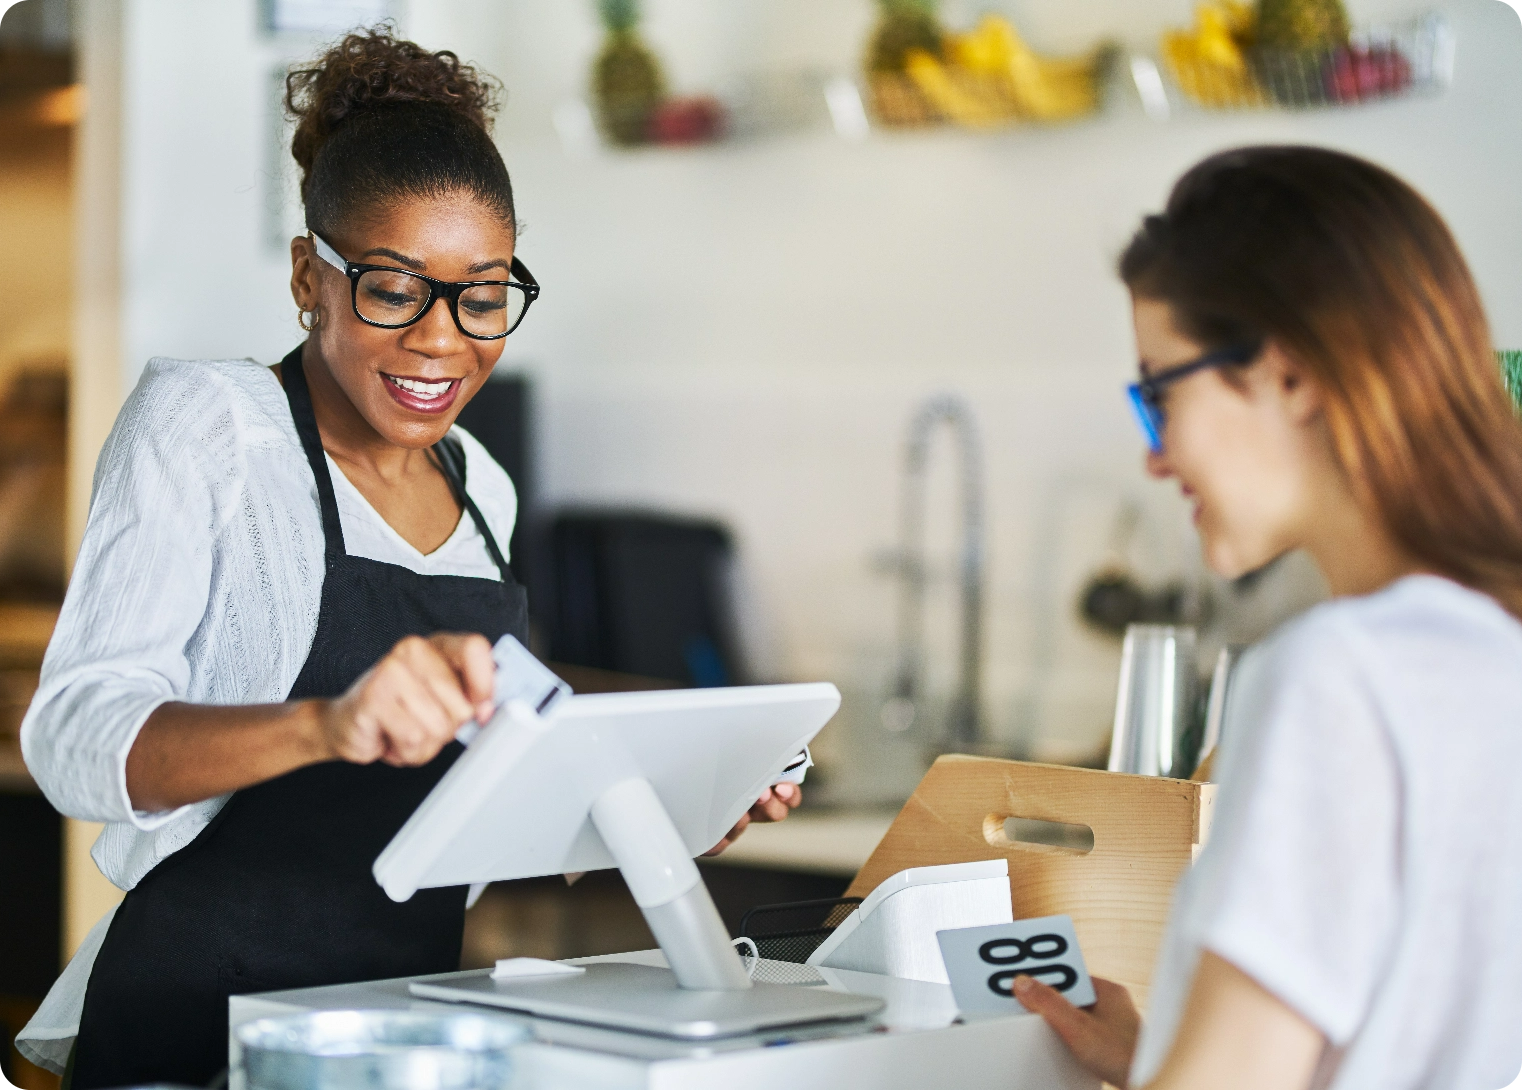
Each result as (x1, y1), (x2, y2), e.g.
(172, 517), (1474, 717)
(1133, 576), (1522, 1090)
(17, 356), (517, 1072)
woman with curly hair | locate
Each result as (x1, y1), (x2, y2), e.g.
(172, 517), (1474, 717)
(17, 29), (797, 1088)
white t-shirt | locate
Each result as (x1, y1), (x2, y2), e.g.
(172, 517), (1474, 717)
(1133, 575), (1522, 1090)
(17, 356), (517, 1072)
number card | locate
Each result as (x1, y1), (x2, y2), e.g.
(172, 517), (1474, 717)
(937, 914), (1096, 1016)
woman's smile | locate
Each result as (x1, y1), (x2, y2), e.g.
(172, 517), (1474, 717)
(380, 371), (461, 414)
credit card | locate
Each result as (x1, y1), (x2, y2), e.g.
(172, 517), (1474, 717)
(455, 635), (572, 745)
(491, 634), (572, 716)
(775, 746), (813, 785)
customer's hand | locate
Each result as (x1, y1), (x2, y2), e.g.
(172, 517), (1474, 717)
(702, 783), (803, 856)
(1013, 974), (1141, 1089)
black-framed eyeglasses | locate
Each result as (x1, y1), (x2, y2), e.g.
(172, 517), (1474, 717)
(311, 231), (540, 340)
(1126, 342), (1262, 453)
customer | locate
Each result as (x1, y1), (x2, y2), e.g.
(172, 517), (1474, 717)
(1014, 146), (1522, 1089)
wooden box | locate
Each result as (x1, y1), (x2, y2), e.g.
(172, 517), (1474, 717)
(846, 755), (1215, 1008)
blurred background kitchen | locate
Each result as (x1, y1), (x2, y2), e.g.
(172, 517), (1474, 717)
(1, 0), (1519, 1084)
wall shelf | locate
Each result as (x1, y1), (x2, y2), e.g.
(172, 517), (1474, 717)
(552, 13), (1457, 157)
(1133, 12), (1454, 121)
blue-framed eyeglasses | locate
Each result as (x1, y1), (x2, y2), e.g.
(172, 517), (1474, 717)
(1126, 342), (1262, 453)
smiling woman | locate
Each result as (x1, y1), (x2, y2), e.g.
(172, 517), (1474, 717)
(1012, 148), (1522, 1090)
(14, 27), (799, 1085)
(12, 30), (533, 1088)
(15, 26), (794, 1090)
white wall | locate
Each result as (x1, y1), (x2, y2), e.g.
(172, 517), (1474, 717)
(101, 0), (1522, 778)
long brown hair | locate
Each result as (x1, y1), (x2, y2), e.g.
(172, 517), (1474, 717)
(1121, 145), (1522, 617)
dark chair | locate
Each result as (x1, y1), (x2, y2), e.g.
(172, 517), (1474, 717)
(540, 511), (744, 687)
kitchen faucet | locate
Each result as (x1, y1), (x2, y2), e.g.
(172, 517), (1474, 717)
(886, 395), (985, 748)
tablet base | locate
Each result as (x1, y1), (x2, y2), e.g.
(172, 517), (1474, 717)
(408, 962), (885, 1040)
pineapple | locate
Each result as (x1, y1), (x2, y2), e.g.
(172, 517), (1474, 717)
(1256, 0), (1350, 47)
(593, 0), (666, 146)
(865, 0), (945, 73)
(1252, 0), (1350, 104)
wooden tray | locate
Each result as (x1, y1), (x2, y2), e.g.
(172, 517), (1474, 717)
(846, 755), (1214, 1008)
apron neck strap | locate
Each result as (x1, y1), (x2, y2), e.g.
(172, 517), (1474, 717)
(433, 435), (512, 583)
(282, 345), (514, 582)
(281, 346), (347, 560)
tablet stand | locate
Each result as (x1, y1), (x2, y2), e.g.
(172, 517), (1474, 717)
(383, 682), (886, 1036)
(410, 772), (885, 1037)
(589, 776), (751, 991)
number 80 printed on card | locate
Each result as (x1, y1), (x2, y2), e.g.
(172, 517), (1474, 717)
(937, 914), (1097, 1017)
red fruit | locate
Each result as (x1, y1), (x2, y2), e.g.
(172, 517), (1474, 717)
(1327, 46), (1413, 103)
(648, 96), (725, 145)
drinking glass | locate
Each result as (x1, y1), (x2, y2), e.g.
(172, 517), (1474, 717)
(1108, 624), (1197, 777)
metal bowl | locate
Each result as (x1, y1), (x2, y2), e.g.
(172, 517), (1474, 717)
(236, 1009), (529, 1090)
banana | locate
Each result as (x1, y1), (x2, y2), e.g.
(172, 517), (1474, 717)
(1222, 0), (1255, 37)
(909, 14), (1104, 128)
(904, 49), (1014, 128)
(983, 15), (1102, 121)
(1162, 2), (1265, 107)
(949, 16), (1017, 76)
(1195, 5), (1245, 69)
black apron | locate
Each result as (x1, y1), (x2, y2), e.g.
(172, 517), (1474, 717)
(72, 348), (528, 1089)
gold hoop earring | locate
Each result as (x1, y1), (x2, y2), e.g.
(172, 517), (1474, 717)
(298, 309), (318, 333)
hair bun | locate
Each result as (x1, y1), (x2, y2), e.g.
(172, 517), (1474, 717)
(286, 26), (501, 192)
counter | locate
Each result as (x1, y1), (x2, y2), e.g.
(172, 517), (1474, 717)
(703, 809), (897, 879)
(230, 948), (1098, 1090)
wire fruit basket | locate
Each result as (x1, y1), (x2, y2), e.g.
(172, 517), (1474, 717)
(868, 71), (947, 127)
(1156, 12), (1452, 112)
(865, 53), (1112, 131)
(862, 14), (1113, 131)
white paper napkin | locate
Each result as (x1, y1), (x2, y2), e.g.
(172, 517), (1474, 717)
(491, 957), (587, 981)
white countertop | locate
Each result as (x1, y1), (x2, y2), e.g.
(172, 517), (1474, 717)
(229, 949), (1098, 1090)
(705, 809), (898, 878)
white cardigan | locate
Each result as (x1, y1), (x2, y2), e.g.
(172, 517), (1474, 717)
(18, 356), (517, 1072)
